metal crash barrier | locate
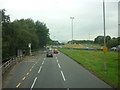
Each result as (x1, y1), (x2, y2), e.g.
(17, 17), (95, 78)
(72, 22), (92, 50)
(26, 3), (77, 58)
(0, 56), (23, 74)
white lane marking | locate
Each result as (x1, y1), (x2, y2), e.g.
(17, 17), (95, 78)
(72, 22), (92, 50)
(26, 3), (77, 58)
(56, 57), (57, 59)
(38, 66), (42, 73)
(61, 71), (66, 81)
(44, 58), (46, 60)
(58, 63), (61, 69)
(0, 65), (2, 69)
(42, 61), (44, 65)
(56, 59), (58, 62)
(31, 77), (37, 89)
(44, 51), (46, 52)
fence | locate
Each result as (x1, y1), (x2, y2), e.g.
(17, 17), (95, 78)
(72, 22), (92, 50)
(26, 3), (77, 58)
(0, 56), (23, 74)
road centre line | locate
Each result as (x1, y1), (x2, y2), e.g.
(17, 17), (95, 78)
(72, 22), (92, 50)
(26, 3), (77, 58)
(32, 66), (34, 68)
(67, 88), (69, 90)
(0, 65), (2, 69)
(26, 72), (29, 75)
(30, 69), (32, 72)
(31, 77), (37, 89)
(22, 77), (26, 81)
(56, 57), (57, 59)
(42, 61), (44, 65)
(56, 59), (58, 62)
(58, 63), (61, 69)
(44, 58), (46, 60)
(16, 83), (21, 88)
(61, 71), (66, 81)
(38, 66), (42, 73)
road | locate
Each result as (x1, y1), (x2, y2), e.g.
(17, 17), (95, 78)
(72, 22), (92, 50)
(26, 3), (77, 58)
(2, 50), (112, 89)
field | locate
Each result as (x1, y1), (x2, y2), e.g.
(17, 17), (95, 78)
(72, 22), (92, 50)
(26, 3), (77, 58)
(57, 48), (118, 88)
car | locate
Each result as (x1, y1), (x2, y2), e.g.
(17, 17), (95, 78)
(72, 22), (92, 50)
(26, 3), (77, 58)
(84, 47), (94, 50)
(46, 49), (53, 57)
(53, 49), (59, 54)
(111, 47), (117, 51)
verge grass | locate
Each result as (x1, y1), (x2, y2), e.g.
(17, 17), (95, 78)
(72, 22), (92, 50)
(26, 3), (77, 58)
(58, 48), (118, 88)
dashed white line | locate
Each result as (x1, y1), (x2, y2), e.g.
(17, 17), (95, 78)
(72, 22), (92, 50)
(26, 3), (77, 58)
(31, 77), (37, 89)
(58, 63), (61, 69)
(56, 59), (58, 62)
(42, 61), (44, 65)
(61, 71), (66, 81)
(16, 83), (21, 88)
(0, 65), (2, 69)
(56, 57), (57, 59)
(67, 88), (69, 90)
(38, 66), (42, 73)
(44, 58), (46, 60)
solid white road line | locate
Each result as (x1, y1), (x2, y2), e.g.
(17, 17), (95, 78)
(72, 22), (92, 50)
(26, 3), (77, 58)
(61, 71), (66, 81)
(42, 61), (44, 65)
(31, 77), (37, 89)
(58, 63), (61, 69)
(38, 66), (42, 73)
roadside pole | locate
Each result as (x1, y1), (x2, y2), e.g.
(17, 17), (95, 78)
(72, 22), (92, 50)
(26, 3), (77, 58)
(103, 0), (107, 72)
(0, 9), (2, 90)
(28, 43), (32, 55)
(70, 17), (74, 44)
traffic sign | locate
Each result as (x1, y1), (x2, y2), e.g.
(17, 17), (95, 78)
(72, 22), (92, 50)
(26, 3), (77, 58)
(103, 46), (108, 53)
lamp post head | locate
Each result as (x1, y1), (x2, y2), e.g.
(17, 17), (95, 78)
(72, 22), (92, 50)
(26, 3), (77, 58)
(70, 17), (74, 19)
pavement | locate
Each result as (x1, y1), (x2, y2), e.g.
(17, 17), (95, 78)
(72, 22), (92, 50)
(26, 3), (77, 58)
(2, 50), (113, 89)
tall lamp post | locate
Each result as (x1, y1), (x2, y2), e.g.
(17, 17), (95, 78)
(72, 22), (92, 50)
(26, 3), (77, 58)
(70, 17), (74, 44)
(103, 0), (107, 72)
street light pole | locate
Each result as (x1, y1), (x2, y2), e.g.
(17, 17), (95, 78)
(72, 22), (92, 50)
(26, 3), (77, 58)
(103, 0), (107, 72)
(70, 17), (74, 44)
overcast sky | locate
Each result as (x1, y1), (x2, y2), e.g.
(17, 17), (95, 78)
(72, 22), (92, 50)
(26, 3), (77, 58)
(0, 0), (119, 42)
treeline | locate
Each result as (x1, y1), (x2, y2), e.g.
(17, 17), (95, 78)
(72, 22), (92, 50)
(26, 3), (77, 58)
(67, 35), (119, 48)
(2, 9), (50, 59)
(94, 35), (120, 48)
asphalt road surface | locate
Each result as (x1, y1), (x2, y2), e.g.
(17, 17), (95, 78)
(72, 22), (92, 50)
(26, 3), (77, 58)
(2, 50), (112, 89)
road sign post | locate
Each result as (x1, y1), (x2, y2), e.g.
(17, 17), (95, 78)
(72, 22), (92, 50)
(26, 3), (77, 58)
(28, 43), (32, 55)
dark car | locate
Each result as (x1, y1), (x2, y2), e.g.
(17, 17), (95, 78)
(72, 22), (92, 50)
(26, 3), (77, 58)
(46, 49), (53, 57)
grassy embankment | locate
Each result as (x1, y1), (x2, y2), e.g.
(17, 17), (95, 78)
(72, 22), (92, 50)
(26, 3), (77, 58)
(57, 48), (118, 88)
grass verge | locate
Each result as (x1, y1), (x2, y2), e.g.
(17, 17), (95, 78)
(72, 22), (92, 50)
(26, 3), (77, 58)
(57, 48), (118, 88)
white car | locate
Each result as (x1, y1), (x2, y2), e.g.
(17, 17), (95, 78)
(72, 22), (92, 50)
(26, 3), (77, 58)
(111, 47), (117, 51)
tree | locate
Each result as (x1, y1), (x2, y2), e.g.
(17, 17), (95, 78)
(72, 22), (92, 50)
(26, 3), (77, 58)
(35, 21), (50, 47)
(94, 35), (111, 45)
(2, 9), (10, 23)
(106, 35), (111, 42)
(107, 37), (119, 48)
(2, 10), (51, 59)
